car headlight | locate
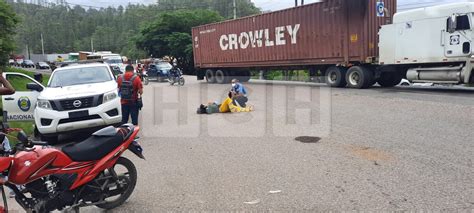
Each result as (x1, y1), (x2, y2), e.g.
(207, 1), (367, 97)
(103, 91), (118, 103)
(37, 99), (52, 109)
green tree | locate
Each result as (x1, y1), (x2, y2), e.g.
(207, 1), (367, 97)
(136, 10), (223, 73)
(0, 0), (19, 67)
(6, 1), (260, 63)
(157, 0), (260, 19)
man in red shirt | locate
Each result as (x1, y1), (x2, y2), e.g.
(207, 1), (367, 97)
(117, 65), (143, 125)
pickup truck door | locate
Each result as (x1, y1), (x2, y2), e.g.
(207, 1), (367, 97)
(2, 72), (44, 121)
(444, 14), (473, 58)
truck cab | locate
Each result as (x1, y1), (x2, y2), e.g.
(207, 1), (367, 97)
(379, 2), (474, 84)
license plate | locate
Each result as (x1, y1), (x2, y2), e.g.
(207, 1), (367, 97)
(68, 110), (89, 118)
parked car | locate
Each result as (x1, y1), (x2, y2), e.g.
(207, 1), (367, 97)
(147, 61), (172, 82)
(8, 59), (15, 66)
(36, 61), (50, 70)
(15, 59), (24, 67)
(3, 62), (122, 143)
(21, 60), (35, 68)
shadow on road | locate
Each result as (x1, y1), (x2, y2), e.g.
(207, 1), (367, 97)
(242, 79), (474, 95)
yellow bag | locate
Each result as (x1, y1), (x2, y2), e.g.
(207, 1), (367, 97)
(229, 103), (253, 112)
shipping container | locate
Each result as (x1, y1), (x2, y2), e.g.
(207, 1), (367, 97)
(193, 1), (474, 88)
(193, 0), (396, 82)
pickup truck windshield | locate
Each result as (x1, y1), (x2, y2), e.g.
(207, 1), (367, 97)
(105, 59), (122, 64)
(49, 66), (112, 87)
(156, 63), (172, 70)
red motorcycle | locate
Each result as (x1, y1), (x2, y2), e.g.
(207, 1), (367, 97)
(0, 124), (144, 212)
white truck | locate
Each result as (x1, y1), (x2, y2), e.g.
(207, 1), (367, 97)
(378, 2), (474, 86)
(88, 52), (127, 74)
(2, 62), (122, 143)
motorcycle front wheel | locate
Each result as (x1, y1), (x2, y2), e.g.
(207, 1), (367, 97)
(96, 157), (137, 210)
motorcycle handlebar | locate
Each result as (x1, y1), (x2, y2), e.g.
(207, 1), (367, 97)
(30, 141), (48, 146)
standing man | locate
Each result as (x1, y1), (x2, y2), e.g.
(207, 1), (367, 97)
(117, 65), (143, 125)
(230, 79), (248, 107)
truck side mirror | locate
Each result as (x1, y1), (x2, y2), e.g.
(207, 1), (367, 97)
(447, 15), (457, 33)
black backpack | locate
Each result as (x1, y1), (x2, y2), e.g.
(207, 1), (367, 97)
(120, 75), (138, 101)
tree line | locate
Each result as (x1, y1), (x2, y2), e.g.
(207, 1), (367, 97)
(4, 0), (260, 62)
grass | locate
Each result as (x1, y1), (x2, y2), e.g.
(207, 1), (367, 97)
(6, 67), (51, 87)
(251, 70), (311, 81)
(2, 67), (51, 143)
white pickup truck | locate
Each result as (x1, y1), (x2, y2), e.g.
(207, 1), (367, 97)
(2, 63), (122, 143)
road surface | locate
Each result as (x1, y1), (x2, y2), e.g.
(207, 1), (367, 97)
(8, 76), (474, 212)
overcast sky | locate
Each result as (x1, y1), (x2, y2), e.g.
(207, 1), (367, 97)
(69, 0), (473, 11)
(253, 0), (473, 11)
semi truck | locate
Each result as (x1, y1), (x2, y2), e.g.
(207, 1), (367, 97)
(192, 0), (474, 88)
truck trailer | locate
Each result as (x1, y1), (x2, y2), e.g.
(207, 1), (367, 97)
(192, 0), (474, 88)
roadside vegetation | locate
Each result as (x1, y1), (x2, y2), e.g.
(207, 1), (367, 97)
(8, 0), (260, 61)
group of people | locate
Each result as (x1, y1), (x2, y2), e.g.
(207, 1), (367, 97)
(199, 78), (254, 114)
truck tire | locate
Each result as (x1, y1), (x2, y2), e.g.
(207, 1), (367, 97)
(215, 70), (227, 84)
(205, 69), (216, 83)
(346, 66), (373, 89)
(377, 72), (402, 87)
(325, 66), (347, 87)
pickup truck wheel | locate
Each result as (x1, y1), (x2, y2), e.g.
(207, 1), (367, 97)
(346, 66), (373, 89)
(205, 69), (216, 83)
(325, 66), (347, 87)
(378, 72), (402, 87)
(215, 70), (227, 84)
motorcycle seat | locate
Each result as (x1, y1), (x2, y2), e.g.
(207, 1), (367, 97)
(62, 126), (129, 162)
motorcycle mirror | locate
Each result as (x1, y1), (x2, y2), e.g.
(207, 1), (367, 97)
(17, 131), (29, 144)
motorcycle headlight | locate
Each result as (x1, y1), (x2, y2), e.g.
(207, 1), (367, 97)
(103, 91), (118, 103)
(37, 99), (52, 109)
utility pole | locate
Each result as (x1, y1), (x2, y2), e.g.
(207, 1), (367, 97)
(91, 38), (94, 52)
(26, 44), (30, 60)
(295, 0), (298, 7)
(233, 0), (237, 19)
(301, 0), (304, 5)
(40, 33), (45, 56)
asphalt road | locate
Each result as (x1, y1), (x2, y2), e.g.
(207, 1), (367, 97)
(9, 76), (474, 212)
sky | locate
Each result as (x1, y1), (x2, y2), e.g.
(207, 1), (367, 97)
(252, 0), (474, 11)
(68, 0), (473, 11)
